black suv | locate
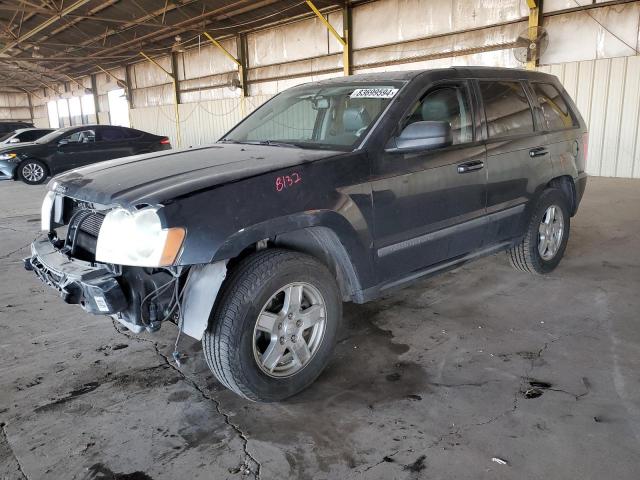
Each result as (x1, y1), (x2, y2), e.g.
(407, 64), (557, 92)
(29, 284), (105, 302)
(26, 68), (587, 402)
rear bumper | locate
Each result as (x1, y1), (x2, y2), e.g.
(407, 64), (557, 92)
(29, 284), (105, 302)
(25, 237), (128, 315)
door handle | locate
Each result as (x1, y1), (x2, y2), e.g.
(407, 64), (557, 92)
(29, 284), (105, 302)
(457, 161), (484, 174)
(529, 147), (548, 158)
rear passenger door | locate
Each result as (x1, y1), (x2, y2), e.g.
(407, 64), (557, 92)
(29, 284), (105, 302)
(478, 80), (552, 244)
(95, 127), (138, 160)
(529, 81), (581, 185)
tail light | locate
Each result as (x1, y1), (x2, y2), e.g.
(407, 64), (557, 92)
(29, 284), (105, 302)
(582, 133), (588, 164)
(159, 137), (170, 145)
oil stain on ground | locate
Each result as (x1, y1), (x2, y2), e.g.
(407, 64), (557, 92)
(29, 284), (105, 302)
(87, 463), (154, 480)
(228, 302), (431, 479)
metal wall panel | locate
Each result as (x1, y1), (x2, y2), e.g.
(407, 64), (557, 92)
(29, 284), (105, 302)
(129, 96), (272, 148)
(248, 16), (337, 67)
(541, 3), (640, 64)
(539, 55), (640, 178)
(352, 0), (526, 50)
(179, 37), (238, 80)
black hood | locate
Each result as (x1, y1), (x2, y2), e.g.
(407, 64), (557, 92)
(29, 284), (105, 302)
(52, 143), (342, 206)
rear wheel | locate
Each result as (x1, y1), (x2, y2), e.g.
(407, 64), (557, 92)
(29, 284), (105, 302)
(18, 159), (48, 185)
(507, 188), (570, 274)
(202, 249), (341, 402)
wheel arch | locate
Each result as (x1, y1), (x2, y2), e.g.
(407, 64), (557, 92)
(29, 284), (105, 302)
(548, 175), (577, 216)
(273, 226), (363, 303)
(211, 211), (373, 303)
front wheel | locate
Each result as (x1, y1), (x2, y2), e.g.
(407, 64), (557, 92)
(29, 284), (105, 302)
(202, 249), (342, 402)
(507, 188), (570, 274)
(18, 159), (48, 185)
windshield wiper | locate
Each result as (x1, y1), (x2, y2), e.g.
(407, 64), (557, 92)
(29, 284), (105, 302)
(257, 140), (302, 148)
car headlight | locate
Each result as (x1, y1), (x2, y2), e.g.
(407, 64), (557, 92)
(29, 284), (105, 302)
(95, 206), (185, 267)
(0, 153), (17, 162)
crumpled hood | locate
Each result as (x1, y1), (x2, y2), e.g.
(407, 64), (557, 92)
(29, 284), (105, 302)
(51, 143), (342, 206)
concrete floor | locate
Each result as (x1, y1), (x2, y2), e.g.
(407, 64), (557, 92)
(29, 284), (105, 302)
(0, 177), (639, 480)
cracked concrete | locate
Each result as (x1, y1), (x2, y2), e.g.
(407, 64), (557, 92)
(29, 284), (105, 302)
(1, 177), (640, 480)
(112, 322), (262, 479)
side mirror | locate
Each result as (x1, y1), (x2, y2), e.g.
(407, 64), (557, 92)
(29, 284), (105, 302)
(57, 139), (69, 148)
(8, 138), (20, 143)
(390, 121), (452, 152)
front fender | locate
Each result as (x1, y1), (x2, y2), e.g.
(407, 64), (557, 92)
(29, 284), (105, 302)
(212, 210), (376, 290)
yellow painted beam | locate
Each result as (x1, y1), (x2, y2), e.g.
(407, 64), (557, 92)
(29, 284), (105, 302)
(526, 0), (540, 70)
(202, 32), (241, 67)
(96, 65), (126, 88)
(139, 52), (182, 148)
(139, 52), (173, 78)
(21, 87), (44, 101)
(64, 73), (88, 92)
(37, 79), (61, 96)
(305, 0), (346, 47)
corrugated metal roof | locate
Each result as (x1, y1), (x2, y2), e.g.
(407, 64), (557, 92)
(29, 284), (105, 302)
(0, 0), (342, 91)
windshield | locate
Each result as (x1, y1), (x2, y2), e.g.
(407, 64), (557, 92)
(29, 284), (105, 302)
(0, 132), (14, 142)
(222, 82), (405, 150)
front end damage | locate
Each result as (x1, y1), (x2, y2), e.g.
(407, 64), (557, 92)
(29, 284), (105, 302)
(25, 192), (226, 340)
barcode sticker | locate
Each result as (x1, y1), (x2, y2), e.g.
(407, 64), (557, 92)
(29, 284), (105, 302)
(94, 296), (109, 312)
(350, 87), (398, 99)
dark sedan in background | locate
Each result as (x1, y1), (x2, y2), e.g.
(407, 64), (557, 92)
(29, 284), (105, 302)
(0, 124), (171, 184)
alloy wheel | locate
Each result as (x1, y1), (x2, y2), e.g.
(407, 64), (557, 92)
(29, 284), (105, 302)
(253, 282), (327, 378)
(538, 205), (564, 260)
(22, 163), (44, 183)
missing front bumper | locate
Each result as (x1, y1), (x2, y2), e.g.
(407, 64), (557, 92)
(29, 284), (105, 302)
(25, 237), (128, 315)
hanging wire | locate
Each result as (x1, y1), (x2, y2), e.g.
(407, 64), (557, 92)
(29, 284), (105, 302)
(570, 0), (639, 55)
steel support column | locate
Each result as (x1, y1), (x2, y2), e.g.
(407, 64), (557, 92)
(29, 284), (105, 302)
(90, 74), (100, 124)
(203, 31), (247, 98)
(238, 34), (249, 98)
(124, 65), (134, 111)
(342, 3), (352, 76)
(139, 52), (181, 148)
(527, 0), (541, 70)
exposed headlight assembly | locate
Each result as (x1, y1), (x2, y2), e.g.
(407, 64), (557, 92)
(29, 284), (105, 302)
(0, 153), (17, 162)
(95, 206), (185, 267)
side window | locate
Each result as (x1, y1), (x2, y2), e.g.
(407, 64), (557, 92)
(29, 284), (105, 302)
(19, 130), (45, 142)
(479, 81), (535, 138)
(402, 85), (473, 145)
(531, 83), (576, 131)
(99, 127), (126, 142)
(62, 129), (95, 144)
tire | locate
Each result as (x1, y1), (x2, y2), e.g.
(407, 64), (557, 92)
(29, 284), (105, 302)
(18, 159), (48, 185)
(507, 188), (570, 275)
(202, 249), (342, 402)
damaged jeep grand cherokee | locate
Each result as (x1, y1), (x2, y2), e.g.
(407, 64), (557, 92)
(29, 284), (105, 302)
(26, 68), (588, 402)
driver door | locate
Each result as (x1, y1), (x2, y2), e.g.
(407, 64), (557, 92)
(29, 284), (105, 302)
(371, 80), (487, 283)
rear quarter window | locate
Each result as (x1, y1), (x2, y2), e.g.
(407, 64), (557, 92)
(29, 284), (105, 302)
(479, 81), (535, 139)
(531, 82), (578, 131)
